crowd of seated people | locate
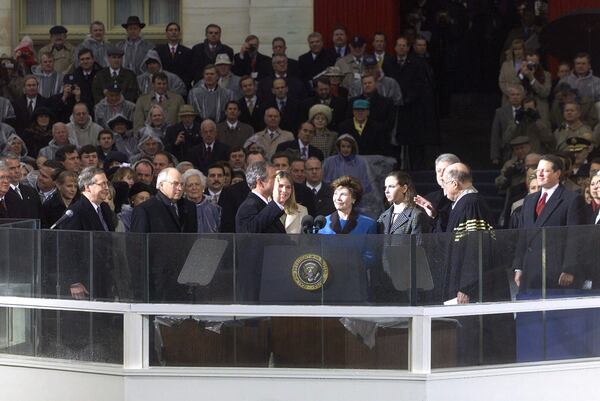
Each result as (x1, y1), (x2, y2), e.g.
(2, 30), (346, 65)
(0, 2), (598, 307)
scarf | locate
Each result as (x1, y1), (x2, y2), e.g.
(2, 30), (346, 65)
(329, 209), (358, 234)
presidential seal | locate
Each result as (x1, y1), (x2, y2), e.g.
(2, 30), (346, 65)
(291, 254), (329, 291)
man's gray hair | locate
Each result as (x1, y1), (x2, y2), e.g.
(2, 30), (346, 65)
(78, 166), (104, 190)
(435, 153), (460, 166)
(445, 164), (472, 185)
(0, 152), (19, 162)
(246, 160), (270, 190)
(156, 167), (175, 189)
(52, 122), (67, 133)
(0, 160), (7, 171)
(200, 118), (216, 131)
(182, 168), (206, 188)
(507, 84), (525, 94)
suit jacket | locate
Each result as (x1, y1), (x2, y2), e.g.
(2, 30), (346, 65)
(72, 63), (103, 114)
(336, 117), (386, 156)
(263, 96), (303, 133)
(514, 185), (589, 290)
(11, 95), (50, 135)
(310, 182), (335, 217)
(155, 43), (193, 87)
(4, 184), (41, 219)
(232, 52), (272, 80)
(298, 50), (336, 83)
(218, 181), (250, 233)
(130, 193), (197, 234)
(59, 195), (115, 232)
(184, 141), (230, 174)
(347, 92), (396, 137)
(190, 41), (234, 83)
(238, 95), (265, 132)
(163, 120), (203, 162)
(216, 121), (255, 149)
(377, 205), (431, 234)
(276, 139), (324, 161)
(236, 192), (285, 234)
(92, 67), (140, 104)
(325, 46), (350, 61)
(490, 105), (518, 162)
(257, 75), (308, 102)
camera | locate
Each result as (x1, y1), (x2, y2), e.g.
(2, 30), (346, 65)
(527, 62), (536, 71)
(504, 160), (525, 178)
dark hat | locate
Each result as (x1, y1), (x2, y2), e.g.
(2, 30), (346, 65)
(352, 99), (370, 109)
(350, 36), (366, 48)
(63, 74), (77, 85)
(566, 136), (592, 152)
(122, 16), (146, 29)
(105, 80), (122, 93)
(103, 151), (129, 172)
(107, 46), (124, 57)
(32, 106), (54, 120)
(107, 114), (133, 130)
(49, 25), (68, 35)
(362, 54), (377, 66)
(509, 136), (530, 146)
(129, 182), (153, 198)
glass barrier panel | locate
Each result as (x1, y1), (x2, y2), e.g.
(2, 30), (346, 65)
(0, 228), (38, 298)
(0, 219), (39, 229)
(0, 307), (122, 364)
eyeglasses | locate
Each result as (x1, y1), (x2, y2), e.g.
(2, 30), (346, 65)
(165, 181), (183, 188)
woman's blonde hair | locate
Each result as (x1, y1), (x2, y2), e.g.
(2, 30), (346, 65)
(274, 170), (298, 214)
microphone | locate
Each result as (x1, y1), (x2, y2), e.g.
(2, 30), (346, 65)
(301, 215), (314, 234)
(50, 210), (73, 230)
(313, 215), (326, 231)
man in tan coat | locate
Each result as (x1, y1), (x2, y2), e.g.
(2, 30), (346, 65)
(243, 107), (293, 159)
(39, 25), (74, 74)
(133, 71), (184, 132)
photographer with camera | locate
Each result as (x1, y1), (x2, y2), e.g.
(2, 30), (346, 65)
(495, 136), (539, 191)
(519, 50), (551, 123)
(233, 35), (272, 81)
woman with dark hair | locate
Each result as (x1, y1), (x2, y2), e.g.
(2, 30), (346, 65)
(20, 107), (54, 158)
(378, 171), (430, 234)
(318, 175), (377, 235)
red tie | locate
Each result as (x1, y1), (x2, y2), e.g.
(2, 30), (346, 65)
(535, 192), (547, 217)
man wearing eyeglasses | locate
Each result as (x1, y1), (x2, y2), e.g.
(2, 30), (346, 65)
(131, 167), (198, 301)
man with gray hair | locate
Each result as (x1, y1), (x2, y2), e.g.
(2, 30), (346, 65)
(184, 119), (229, 174)
(131, 167), (197, 301)
(38, 122), (77, 160)
(415, 153), (460, 231)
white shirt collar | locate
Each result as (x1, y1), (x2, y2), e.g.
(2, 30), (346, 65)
(110, 68), (120, 75)
(306, 182), (322, 193)
(252, 190), (269, 204)
(227, 121), (238, 129)
(541, 183), (559, 201)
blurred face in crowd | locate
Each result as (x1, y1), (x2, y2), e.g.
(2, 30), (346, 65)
(240, 78), (256, 97)
(205, 25), (221, 45)
(153, 77), (167, 94)
(37, 166), (55, 191)
(272, 56), (288, 74)
(338, 139), (353, 157)
(131, 191), (151, 207)
(441, 168), (460, 201)
(350, 42), (365, 58)
(394, 38), (409, 58)
(512, 143), (531, 161)
(24, 77), (38, 98)
(222, 165), (231, 186)
(0, 169), (9, 197)
(98, 133), (114, 151)
(272, 78), (288, 99)
(272, 156), (289, 171)
(384, 175), (408, 204)
(166, 23), (180, 43)
(87, 173), (110, 203)
(62, 151), (80, 172)
(308, 35), (323, 53)
(590, 162), (600, 177)
(78, 51), (95, 71)
(58, 176), (78, 202)
(414, 38), (427, 56)
(272, 39), (286, 56)
(512, 43), (525, 60)
(4, 158), (20, 185)
(108, 54), (122, 70)
(229, 150), (246, 170)
(203, 67), (218, 87)
(180, 114), (195, 127)
(590, 175), (600, 202)
(150, 108), (165, 127)
(574, 56), (591, 77)
(315, 80), (330, 100)
(290, 160), (305, 184)
(563, 103), (581, 123)
(362, 76), (377, 95)
(135, 163), (153, 185)
(508, 87), (524, 107)
(201, 121), (217, 144)
(312, 113), (328, 130)
(53, 123), (69, 145)
(106, 91), (121, 105)
(184, 174), (204, 203)
(72, 104), (89, 126)
(332, 28), (347, 47)
(80, 151), (98, 168)
(264, 108), (281, 130)
(373, 34), (386, 53)
(90, 23), (105, 41)
(7, 140), (22, 156)
(557, 64), (571, 79)
(528, 178), (540, 194)
(352, 107), (369, 123)
(40, 54), (54, 73)
(304, 158), (322, 186)
(142, 137), (160, 156)
(333, 186), (354, 214)
(225, 102), (240, 122)
(297, 122), (315, 145)
(126, 24), (141, 41)
(207, 166), (224, 193)
(159, 169), (183, 201)
(52, 33), (66, 49)
(36, 114), (50, 128)
(435, 160), (453, 187)
(536, 160), (561, 189)
(153, 154), (170, 177)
